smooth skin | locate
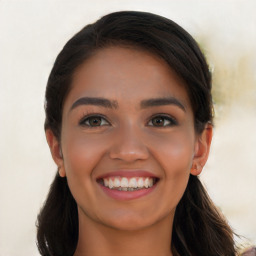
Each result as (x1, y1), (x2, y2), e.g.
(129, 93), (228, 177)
(46, 46), (212, 256)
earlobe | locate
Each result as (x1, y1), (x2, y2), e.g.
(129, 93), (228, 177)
(45, 129), (66, 177)
(191, 123), (213, 176)
(58, 166), (66, 178)
(190, 163), (202, 176)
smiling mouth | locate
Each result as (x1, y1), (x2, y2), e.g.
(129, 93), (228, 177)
(97, 176), (159, 191)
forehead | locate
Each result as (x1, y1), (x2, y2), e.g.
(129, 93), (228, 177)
(64, 46), (191, 110)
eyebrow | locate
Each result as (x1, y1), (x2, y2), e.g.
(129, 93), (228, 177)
(140, 97), (186, 111)
(70, 97), (118, 111)
(70, 96), (185, 112)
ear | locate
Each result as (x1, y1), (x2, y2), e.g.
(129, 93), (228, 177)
(191, 123), (213, 176)
(45, 129), (66, 177)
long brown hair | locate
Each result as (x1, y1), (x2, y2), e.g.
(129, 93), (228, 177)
(37, 11), (237, 256)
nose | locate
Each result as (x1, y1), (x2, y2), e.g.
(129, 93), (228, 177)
(109, 126), (149, 162)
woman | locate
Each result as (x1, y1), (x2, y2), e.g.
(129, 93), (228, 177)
(37, 11), (239, 256)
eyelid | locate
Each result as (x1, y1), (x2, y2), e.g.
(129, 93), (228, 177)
(78, 112), (177, 128)
(79, 113), (110, 127)
(147, 114), (178, 127)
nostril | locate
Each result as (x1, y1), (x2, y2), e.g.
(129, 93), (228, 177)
(108, 132), (149, 161)
(109, 148), (149, 162)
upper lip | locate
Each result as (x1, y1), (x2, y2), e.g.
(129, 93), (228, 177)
(96, 170), (159, 180)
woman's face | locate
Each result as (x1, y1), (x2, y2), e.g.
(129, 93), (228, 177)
(54, 46), (205, 231)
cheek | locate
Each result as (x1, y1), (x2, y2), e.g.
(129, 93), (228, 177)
(140, 130), (195, 218)
(61, 131), (111, 208)
(150, 130), (194, 201)
(149, 129), (195, 172)
(62, 132), (108, 176)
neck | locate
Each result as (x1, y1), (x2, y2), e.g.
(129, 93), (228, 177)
(74, 209), (174, 256)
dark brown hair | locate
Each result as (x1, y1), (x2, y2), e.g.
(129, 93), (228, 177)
(37, 11), (237, 256)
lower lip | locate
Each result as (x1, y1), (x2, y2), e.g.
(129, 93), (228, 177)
(98, 183), (157, 201)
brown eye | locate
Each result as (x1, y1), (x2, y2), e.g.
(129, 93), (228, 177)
(152, 116), (165, 126)
(80, 115), (109, 127)
(88, 117), (102, 126)
(148, 115), (177, 127)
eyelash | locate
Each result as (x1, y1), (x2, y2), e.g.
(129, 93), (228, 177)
(79, 113), (110, 127)
(79, 113), (178, 128)
(147, 114), (178, 127)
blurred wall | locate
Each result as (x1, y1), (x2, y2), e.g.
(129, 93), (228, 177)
(0, 0), (255, 255)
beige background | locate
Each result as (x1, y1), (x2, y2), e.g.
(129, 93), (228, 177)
(0, 0), (255, 255)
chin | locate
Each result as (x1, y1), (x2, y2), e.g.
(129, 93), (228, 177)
(99, 208), (173, 232)
(105, 216), (155, 231)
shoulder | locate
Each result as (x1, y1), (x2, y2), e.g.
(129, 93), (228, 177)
(241, 247), (256, 256)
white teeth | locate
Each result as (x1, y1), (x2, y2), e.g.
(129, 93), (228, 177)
(101, 176), (156, 190)
(109, 179), (114, 189)
(120, 177), (129, 187)
(129, 178), (137, 188)
(114, 178), (120, 187)
(138, 178), (144, 188)
(144, 177), (149, 188)
(104, 179), (109, 187)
